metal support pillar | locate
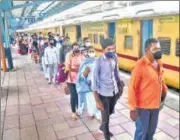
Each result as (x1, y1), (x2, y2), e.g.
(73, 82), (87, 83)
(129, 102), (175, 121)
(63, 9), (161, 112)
(0, 12), (7, 72)
(0, 12), (7, 140)
(4, 11), (14, 71)
(4, 12), (9, 47)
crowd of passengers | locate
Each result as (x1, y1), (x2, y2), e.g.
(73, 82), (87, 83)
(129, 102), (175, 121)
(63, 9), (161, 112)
(13, 32), (168, 140)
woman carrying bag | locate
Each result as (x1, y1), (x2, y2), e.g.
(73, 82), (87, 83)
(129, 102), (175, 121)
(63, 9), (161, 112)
(76, 46), (101, 120)
(65, 43), (85, 120)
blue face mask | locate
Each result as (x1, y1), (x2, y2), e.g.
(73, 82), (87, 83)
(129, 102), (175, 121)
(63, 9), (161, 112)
(59, 40), (63, 44)
(44, 43), (48, 46)
(105, 52), (115, 58)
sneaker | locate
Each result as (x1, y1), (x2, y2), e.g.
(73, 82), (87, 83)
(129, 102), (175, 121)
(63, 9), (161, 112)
(99, 125), (113, 137)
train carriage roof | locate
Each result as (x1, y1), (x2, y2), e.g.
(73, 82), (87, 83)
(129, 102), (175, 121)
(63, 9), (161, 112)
(18, 1), (179, 32)
(73, 1), (179, 24)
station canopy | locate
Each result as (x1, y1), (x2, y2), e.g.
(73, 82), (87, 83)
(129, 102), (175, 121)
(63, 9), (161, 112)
(0, 1), (155, 31)
(0, 0), (85, 31)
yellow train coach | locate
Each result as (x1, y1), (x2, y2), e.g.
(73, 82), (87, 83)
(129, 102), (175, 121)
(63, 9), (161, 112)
(23, 1), (179, 89)
(62, 1), (179, 89)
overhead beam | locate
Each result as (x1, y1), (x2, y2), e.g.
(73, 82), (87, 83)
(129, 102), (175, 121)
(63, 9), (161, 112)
(42, 1), (83, 19)
(19, 5), (39, 27)
(18, 1), (30, 26)
(38, 1), (56, 15)
(0, 1), (44, 11)
(20, 1), (30, 17)
(13, 1), (45, 29)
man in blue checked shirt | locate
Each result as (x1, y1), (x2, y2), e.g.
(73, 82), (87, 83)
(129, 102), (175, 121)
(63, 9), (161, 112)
(91, 38), (123, 140)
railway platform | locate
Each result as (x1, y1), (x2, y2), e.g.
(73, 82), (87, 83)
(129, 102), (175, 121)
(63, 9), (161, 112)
(1, 49), (179, 140)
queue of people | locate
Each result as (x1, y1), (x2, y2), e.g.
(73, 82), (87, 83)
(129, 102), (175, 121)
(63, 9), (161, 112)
(14, 31), (168, 140)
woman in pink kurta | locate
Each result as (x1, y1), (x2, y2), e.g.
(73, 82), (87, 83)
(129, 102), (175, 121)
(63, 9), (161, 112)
(65, 43), (85, 120)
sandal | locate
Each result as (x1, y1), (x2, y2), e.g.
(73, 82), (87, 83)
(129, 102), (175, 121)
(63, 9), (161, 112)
(72, 113), (78, 120)
(88, 116), (95, 120)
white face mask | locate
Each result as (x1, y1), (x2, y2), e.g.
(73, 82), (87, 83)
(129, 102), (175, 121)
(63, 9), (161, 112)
(84, 52), (88, 56)
(85, 42), (91, 47)
(88, 53), (95, 58)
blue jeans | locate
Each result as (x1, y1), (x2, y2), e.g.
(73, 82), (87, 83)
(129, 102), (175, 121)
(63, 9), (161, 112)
(67, 83), (78, 113)
(78, 92), (86, 115)
(134, 108), (159, 140)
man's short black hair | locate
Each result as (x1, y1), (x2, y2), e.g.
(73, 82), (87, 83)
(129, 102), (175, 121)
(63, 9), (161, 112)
(101, 38), (114, 49)
(71, 42), (79, 48)
(83, 37), (89, 42)
(65, 36), (70, 40)
(87, 46), (94, 51)
(145, 38), (159, 49)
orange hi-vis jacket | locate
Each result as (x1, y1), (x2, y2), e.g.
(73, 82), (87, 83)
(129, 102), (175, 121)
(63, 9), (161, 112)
(128, 56), (168, 110)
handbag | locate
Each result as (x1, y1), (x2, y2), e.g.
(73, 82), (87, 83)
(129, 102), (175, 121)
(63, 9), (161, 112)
(56, 64), (68, 83)
(29, 48), (32, 54)
(61, 83), (70, 95)
(64, 84), (70, 95)
(114, 58), (125, 99)
(17, 48), (21, 54)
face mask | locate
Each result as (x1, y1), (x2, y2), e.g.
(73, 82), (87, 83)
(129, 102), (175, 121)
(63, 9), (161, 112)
(50, 43), (54, 46)
(88, 53), (95, 58)
(73, 49), (80, 54)
(105, 52), (115, 59)
(153, 51), (162, 59)
(64, 41), (71, 46)
(59, 40), (63, 44)
(84, 52), (88, 56)
(85, 42), (91, 47)
(44, 43), (48, 46)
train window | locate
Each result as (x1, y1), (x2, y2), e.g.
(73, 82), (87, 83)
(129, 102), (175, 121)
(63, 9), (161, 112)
(158, 37), (171, 55)
(94, 34), (98, 44)
(88, 34), (93, 43)
(176, 39), (179, 56)
(99, 35), (104, 44)
(124, 36), (133, 49)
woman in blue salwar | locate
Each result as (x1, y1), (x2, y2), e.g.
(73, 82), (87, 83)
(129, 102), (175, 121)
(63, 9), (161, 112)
(76, 46), (101, 120)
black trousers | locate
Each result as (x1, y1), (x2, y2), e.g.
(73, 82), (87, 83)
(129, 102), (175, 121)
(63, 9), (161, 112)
(67, 83), (78, 113)
(99, 93), (118, 140)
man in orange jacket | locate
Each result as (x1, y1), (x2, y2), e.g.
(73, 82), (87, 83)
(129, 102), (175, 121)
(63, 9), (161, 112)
(128, 38), (167, 140)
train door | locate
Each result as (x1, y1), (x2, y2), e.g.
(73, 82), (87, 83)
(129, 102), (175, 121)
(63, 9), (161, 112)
(141, 20), (153, 56)
(76, 25), (81, 42)
(108, 22), (115, 40)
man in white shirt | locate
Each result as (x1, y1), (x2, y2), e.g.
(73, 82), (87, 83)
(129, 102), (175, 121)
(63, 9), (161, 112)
(44, 39), (60, 84)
